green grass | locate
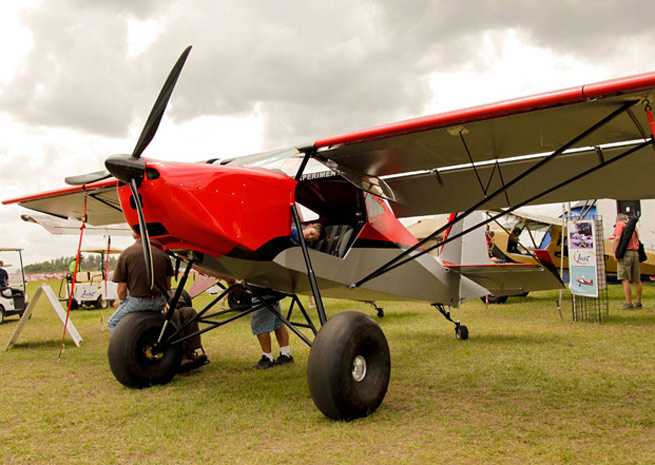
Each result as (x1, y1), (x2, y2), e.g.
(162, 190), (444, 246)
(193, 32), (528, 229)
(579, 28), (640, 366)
(2, 281), (655, 464)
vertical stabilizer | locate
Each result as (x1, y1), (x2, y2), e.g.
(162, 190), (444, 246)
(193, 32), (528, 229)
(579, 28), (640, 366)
(440, 211), (490, 265)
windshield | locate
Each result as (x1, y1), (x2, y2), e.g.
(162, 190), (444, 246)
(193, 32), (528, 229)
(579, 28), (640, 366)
(220, 147), (328, 178)
(219, 147), (395, 201)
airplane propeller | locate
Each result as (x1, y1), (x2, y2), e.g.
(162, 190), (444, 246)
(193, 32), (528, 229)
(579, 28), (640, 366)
(64, 170), (112, 186)
(102, 45), (193, 289)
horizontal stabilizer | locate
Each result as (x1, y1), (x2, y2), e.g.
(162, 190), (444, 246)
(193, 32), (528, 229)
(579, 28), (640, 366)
(448, 262), (564, 296)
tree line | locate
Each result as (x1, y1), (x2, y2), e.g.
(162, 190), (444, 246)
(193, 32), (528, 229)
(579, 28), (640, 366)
(25, 255), (118, 273)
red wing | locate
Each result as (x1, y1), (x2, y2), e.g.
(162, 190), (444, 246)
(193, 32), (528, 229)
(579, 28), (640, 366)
(2, 179), (124, 226)
(313, 72), (655, 217)
(315, 73), (655, 174)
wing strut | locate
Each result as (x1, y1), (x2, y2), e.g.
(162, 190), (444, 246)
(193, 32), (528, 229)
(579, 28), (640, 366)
(458, 131), (509, 205)
(291, 204), (327, 325)
(352, 99), (644, 288)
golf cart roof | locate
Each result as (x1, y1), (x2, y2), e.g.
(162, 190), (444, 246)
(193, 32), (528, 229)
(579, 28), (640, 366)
(0, 248), (24, 252)
(80, 247), (123, 254)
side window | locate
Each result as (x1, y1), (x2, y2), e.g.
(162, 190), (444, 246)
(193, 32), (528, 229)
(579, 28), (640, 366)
(297, 203), (319, 222)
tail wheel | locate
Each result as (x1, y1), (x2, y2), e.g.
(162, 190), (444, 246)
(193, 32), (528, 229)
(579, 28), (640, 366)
(108, 312), (182, 388)
(307, 311), (390, 420)
(455, 324), (469, 340)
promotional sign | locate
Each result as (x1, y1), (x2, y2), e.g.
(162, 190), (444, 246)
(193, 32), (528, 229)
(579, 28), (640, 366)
(568, 220), (599, 297)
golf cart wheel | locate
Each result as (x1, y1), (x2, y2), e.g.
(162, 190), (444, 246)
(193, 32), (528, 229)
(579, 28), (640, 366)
(69, 299), (79, 311)
(95, 297), (107, 309)
(0, 306), (5, 324)
(108, 312), (183, 388)
(455, 324), (469, 340)
(307, 311), (390, 420)
(227, 285), (251, 309)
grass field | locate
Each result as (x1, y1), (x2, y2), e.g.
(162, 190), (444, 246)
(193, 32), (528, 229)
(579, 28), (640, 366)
(2, 281), (655, 464)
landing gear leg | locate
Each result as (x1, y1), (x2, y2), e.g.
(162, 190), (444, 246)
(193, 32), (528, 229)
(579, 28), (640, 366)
(367, 301), (384, 318)
(432, 303), (469, 340)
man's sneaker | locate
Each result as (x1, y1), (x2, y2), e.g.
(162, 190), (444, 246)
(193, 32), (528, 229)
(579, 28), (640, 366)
(275, 354), (294, 366)
(635, 302), (643, 309)
(620, 303), (634, 310)
(254, 355), (275, 369)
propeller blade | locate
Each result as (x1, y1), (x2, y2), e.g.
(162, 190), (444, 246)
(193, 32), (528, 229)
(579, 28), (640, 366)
(128, 179), (154, 290)
(64, 170), (112, 186)
(132, 45), (192, 159)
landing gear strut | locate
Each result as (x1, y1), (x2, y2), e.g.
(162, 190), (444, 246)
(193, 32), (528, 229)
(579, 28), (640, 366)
(432, 303), (469, 340)
(367, 301), (384, 318)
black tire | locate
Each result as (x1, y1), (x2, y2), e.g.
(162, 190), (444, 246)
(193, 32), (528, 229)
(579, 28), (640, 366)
(455, 325), (469, 340)
(480, 294), (508, 304)
(0, 306), (5, 324)
(307, 311), (390, 420)
(227, 285), (251, 310)
(69, 299), (79, 311)
(108, 312), (183, 388)
(95, 297), (107, 309)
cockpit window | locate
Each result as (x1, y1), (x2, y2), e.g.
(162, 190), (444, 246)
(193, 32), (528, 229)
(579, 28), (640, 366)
(321, 159), (396, 202)
(216, 147), (396, 202)
(218, 147), (327, 178)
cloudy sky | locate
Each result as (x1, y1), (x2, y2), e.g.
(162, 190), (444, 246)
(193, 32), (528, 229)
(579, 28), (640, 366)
(1, 0), (654, 267)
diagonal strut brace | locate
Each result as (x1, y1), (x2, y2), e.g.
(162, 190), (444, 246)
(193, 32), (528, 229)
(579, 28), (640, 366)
(353, 99), (641, 288)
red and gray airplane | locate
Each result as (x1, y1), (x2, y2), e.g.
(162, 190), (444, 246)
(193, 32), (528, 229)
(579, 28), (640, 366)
(5, 46), (655, 420)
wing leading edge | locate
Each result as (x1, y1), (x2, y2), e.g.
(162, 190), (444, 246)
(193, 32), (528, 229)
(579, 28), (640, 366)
(2, 179), (123, 226)
(311, 72), (655, 217)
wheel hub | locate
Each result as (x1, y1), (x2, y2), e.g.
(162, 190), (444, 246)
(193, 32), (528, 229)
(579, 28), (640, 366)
(351, 355), (367, 382)
(143, 345), (164, 360)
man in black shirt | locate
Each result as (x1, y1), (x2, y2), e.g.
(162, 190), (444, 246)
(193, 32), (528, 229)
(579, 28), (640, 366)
(107, 237), (173, 331)
(107, 237), (208, 370)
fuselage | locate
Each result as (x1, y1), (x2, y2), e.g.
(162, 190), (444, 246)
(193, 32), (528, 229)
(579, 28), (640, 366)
(115, 157), (482, 305)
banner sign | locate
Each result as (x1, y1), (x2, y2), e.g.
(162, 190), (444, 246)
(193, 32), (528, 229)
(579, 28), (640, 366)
(568, 220), (599, 297)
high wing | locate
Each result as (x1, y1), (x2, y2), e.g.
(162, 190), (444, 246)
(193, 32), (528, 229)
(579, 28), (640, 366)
(3, 179), (123, 226)
(311, 73), (655, 217)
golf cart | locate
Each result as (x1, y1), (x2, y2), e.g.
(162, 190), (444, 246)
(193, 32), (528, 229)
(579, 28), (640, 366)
(58, 247), (122, 310)
(0, 248), (29, 324)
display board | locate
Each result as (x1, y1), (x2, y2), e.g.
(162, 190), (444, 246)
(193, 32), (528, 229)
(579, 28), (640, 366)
(568, 219), (599, 297)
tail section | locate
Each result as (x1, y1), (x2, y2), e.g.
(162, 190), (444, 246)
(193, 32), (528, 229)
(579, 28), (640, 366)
(439, 211), (490, 266)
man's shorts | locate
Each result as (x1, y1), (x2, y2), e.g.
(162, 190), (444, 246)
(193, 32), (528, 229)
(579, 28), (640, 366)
(250, 297), (284, 335)
(617, 249), (640, 283)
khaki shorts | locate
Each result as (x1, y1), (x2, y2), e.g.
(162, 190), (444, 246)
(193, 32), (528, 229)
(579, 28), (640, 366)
(617, 250), (640, 283)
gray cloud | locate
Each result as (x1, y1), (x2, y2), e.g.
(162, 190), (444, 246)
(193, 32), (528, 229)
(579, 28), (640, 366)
(2, 0), (654, 151)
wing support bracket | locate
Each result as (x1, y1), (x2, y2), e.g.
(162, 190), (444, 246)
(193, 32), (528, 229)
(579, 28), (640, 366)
(352, 99), (643, 288)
